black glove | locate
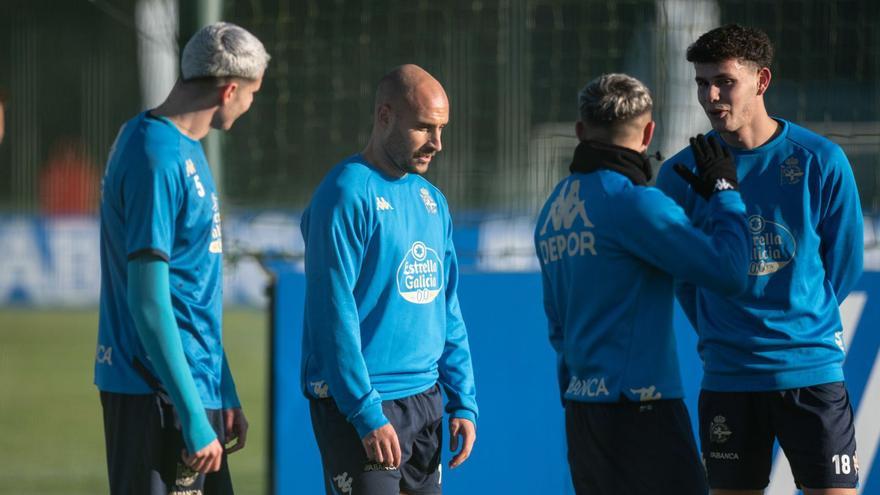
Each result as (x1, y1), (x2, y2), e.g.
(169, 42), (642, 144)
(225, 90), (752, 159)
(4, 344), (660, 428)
(672, 134), (738, 200)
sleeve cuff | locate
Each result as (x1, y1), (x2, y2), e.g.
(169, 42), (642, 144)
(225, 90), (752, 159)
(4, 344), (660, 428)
(127, 248), (170, 262)
(350, 402), (389, 439)
(182, 413), (218, 454)
(450, 408), (477, 425)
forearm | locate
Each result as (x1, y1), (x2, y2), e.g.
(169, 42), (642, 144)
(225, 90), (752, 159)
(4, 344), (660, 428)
(127, 257), (216, 452)
(438, 316), (478, 424)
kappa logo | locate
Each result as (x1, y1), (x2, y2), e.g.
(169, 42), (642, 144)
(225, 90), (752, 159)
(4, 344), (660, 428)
(537, 179), (598, 264)
(714, 177), (736, 192)
(376, 196), (394, 211)
(630, 385), (662, 402)
(332, 472), (353, 495)
(710, 415), (733, 444)
(419, 188), (438, 214)
(310, 380), (329, 398)
(539, 179), (593, 235)
(780, 156), (804, 185)
(835, 330), (846, 352)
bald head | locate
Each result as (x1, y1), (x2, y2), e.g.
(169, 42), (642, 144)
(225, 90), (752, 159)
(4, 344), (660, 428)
(364, 64), (450, 177)
(374, 64), (447, 115)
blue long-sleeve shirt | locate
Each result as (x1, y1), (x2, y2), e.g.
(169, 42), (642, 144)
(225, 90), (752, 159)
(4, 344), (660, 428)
(301, 155), (478, 437)
(657, 119), (864, 392)
(535, 168), (749, 403)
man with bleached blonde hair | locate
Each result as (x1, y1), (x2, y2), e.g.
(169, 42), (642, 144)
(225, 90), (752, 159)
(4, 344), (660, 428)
(535, 73), (750, 494)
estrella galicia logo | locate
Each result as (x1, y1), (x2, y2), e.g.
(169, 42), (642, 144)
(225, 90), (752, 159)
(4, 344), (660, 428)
(748, 215), (797, 276)
(780, 156), (804, 185)
(396, 241), (444, 304)
(710, 415), (733, 444)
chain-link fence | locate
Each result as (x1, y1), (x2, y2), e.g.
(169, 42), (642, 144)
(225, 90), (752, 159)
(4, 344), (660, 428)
(1, 0), (878, 216)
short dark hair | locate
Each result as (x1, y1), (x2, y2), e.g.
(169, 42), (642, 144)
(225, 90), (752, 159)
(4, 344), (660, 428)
(686, 24), (774, 69)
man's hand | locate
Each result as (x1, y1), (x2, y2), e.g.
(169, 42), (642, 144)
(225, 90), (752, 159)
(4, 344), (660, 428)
(673, 134), (738, 200)
(448, 417), (476, 469)
(361, 423), (401, 468)
(182, 438), (224, 474)
(223, 407), (249, 454)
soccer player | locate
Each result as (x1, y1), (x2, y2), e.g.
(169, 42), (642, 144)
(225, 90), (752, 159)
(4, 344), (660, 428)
(657, 24), (864, 495)
(94, 22), (269, 495)
(301, 64), (478, 495)
(534, 73), (751, 495)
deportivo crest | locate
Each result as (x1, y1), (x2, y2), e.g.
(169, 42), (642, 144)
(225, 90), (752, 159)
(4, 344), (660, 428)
(420, 188), (438, 214)
(709, 415), (733, 444)
(175, 461), (200, 487)
(780, 156), (804, 185)
(396, 241), (444, 304)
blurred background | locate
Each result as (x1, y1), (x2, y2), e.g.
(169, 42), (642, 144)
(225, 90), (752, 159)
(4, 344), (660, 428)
(0, 0), (878, 493)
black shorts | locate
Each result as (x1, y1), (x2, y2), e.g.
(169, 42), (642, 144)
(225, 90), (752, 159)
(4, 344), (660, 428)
(564, 399), (708, 495)
(100, 391), (233, 495)
(699, 381), (859, 490)
(310, 385), (443, 495)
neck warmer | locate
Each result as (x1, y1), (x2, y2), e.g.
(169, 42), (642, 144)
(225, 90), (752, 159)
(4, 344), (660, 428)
(569, 140), (653, 186)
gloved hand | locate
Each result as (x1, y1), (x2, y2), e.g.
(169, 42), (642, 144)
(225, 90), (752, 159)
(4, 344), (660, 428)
(672, 134), (738, 200)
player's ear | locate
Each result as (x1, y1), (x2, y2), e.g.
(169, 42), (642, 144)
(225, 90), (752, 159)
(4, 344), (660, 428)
(219, 81), (239, 105)
(377, 103), (393, 127)
(756, 67), (771, 96)
(641, 119), (656, 151)
(574, 120), (586, 141)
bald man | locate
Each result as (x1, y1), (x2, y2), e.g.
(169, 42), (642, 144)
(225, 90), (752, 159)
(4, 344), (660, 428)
(301, 64), (478, 495)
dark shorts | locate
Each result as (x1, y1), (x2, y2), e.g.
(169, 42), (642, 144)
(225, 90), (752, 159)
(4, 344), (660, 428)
(699, 381), (859, 490)
(100, 391), (234, 495)
(310, 385), (444, 495)
(565, 399), (708, 495)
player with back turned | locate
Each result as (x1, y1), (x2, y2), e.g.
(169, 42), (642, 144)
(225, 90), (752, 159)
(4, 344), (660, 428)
(657, 24), (864, 495)
(535, 72), (750, 495)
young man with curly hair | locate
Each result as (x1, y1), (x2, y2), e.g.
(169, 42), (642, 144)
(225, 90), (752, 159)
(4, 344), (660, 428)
(657, 24), (864, 495)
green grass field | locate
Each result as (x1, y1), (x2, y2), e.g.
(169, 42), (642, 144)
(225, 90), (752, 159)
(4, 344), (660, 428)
(0, 309), (268, 495)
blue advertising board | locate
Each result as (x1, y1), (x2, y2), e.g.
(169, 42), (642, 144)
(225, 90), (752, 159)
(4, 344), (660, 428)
(271, 271), (880, 494)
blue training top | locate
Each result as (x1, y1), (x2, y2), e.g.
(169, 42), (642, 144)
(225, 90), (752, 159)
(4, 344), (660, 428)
(95, 111), (227, 408)
(657, 119), (864, 392)
(535, 167), (749, 404)
(301, 155), (478, 438)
